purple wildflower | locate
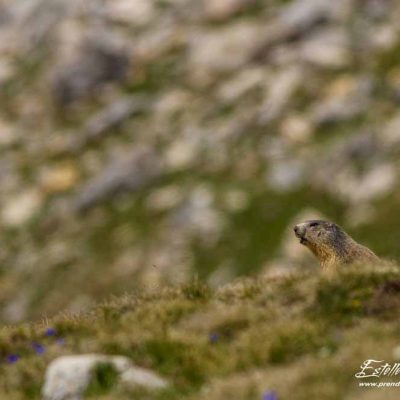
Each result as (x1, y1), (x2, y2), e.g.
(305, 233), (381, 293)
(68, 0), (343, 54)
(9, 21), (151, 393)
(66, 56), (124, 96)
(56, 338), (66, 346)
(32, 343), (46, 355)
(263, 391), (278, 400)
(209, 332), (220, 344)
(45, 328), (57, 337)
(7, 354), (20, 364)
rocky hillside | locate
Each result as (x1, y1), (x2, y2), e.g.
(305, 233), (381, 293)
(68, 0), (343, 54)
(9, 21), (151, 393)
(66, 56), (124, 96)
(1, 262), (400, 399)
(0, 0), (399, 322)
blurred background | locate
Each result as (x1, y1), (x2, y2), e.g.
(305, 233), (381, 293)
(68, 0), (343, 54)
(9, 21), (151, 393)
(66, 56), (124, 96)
(0, 0), (399, 322)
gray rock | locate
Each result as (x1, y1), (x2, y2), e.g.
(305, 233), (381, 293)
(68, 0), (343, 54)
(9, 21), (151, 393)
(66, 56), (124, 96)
(311, 133), (394, 204)
(188, 21), (263, 76)
(42, 354), (168, 400)
(74, 147), (163, 212)
(310, 77), (372, 125)
(252, 0), (348, 60)
(298, 27), (350, 68)
(203, 0), (256, 21)
(258, 66), (303, 125)
(107, 0), (157, 26)
(71, 96), (150, 150)
(169, 186), (225, 245)
(383, 112), (400, 147)
(53, 35), (129, 106)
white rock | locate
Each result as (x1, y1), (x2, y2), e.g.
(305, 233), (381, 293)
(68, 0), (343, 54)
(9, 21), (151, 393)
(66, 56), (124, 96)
(188, 22), (263, 74)
(0, 58), (14, 83)
(203, 0), (255, 20)
(299, 28), (350, 68)
(336, 163), (397, 204)
(369, 25), (398, 52)
(280, 114), (313, 143)
(165, 136), (199, 170)
(310, 76), (370, 125)
(42, 354), (168, 400)
(107, 0), (156, 25)
(217, 67), (267, 103)
(2, 189), (42, 228)
(383, 112), (400, 146)
(0, 119), (18, 147)
(259, 66), (303, 125)
(170, 186), (225, 245)
(120, 366), (168, 389)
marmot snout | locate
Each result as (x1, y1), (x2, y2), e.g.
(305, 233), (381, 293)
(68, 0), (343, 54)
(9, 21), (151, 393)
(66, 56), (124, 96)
(293, 220), (379, 273)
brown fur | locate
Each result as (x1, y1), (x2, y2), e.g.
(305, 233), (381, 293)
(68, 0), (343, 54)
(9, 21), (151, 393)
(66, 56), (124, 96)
(294, 220), (379, 274)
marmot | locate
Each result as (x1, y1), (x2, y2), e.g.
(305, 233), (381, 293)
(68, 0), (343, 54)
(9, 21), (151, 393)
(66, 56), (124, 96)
(293, 220), (379, 273)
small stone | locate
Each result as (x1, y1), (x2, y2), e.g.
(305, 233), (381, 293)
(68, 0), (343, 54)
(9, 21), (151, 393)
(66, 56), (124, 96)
(280, 114), (313, 143)
(155, 89), (192, 119)
(383, 111), (400, 145)
(2, 189), (42, 228)
(120, 365), (169, 389)
(203, 0), (256, 21)
(40, 164), (79, 194)
(310, 76), (370, 125)
(188, 22), (263, 76)
(165, 138), (199, 170)
(53, 35), (129, 106)
(259, 67), (303, 125)
(0, 119), (18, 147)
(0, 58), (14, 83)
(74, 147), (162, 212)
(370, 25), (398, 52)
(299, 28), (350, 68)
(107, 0), (156, 25)
(324, 75), (358, 98)
(217, 67), (267, 103)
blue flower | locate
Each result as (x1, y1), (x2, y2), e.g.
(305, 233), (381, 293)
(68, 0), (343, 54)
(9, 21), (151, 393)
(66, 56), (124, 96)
(209, 332), (220, 344)
(32, 343), (46, 355)
(7, 354), (20, 364)
(45, 328), (57, 337)
(263, 390), (278, 400)
(56, 338), (66, 346)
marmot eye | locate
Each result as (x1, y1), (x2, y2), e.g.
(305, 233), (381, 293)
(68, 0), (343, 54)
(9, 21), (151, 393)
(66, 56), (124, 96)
(309, 222), (319, 227)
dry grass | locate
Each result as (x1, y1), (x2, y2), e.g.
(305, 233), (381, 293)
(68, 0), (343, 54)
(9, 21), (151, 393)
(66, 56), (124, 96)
(0, 263), (400, 399)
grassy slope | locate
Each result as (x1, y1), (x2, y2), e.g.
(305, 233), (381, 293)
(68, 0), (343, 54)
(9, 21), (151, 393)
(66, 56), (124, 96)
(1, 263), (400, 399)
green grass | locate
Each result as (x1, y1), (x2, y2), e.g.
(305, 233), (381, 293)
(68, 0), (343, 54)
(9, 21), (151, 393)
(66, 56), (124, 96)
(0, 262), (400, 399)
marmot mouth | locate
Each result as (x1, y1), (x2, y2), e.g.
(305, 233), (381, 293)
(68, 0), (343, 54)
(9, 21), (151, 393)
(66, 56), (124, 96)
(299, 237), (308, 245)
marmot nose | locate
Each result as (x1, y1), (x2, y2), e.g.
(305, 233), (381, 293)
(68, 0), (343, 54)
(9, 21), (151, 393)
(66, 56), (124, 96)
(294, 224), (305, 237)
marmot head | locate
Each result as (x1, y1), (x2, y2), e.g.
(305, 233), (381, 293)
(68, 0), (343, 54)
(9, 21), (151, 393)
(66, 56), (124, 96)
(293, 219), (378, 269)
(293, 220), (344, 251)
